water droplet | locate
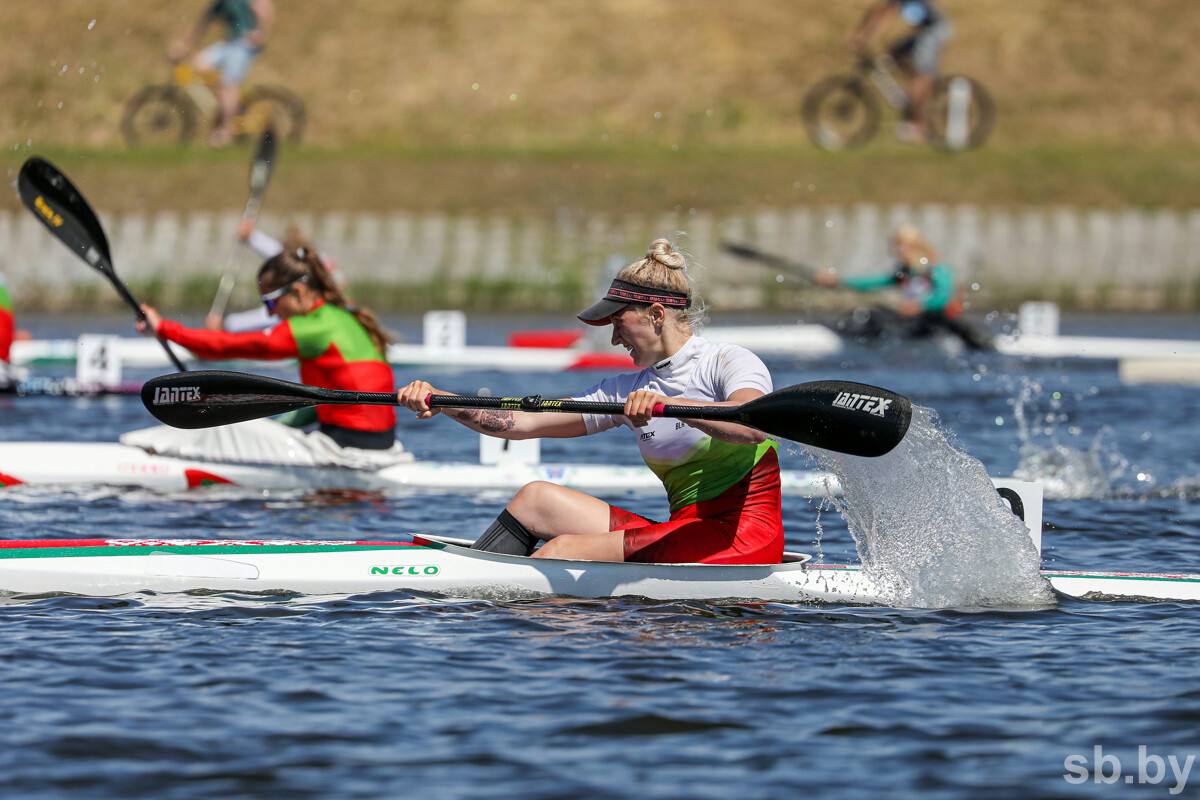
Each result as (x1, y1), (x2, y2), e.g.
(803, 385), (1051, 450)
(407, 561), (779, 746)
(653, 111), (662, 119)
(56, 101), (64, 110)
(994, 416), (1004, 426)
(87, 19), (96, 30)
(971, 282), (981, 291)
(509, 93), (518, 101)
(60, 64), (70, 74)
(824, 219), (834, 228)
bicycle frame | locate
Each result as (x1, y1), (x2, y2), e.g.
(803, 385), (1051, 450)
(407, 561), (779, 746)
(171, 64), (221, 116)
(860, 55), (910, 112)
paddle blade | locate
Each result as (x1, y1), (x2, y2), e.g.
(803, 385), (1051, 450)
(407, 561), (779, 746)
(740, 380), (911, 457)
(17, 157), (113, 273)
(142, 370), (335, 429)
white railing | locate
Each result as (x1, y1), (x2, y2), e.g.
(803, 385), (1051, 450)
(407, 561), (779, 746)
(2, 205), (1198, 309)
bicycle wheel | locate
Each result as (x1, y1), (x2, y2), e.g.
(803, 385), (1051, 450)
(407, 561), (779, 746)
(801, 75), (880, 150)
(121, 85), (197, 147)
(237, 86), (307, 144)
(927, 74), (994, 151)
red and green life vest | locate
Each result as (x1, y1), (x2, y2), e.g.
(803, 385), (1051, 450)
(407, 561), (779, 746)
(158, 300), (395, 431)
(0, 277), (13, 362)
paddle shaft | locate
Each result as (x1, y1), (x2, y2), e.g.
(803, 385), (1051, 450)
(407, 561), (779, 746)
(99, 262), (188, 373)
(209, 128), (277, 319)
(722, 242), (820, 283)
(427, 393), (738, 422)
(141, 370), (911, 457)
(173, 390), (727, 421)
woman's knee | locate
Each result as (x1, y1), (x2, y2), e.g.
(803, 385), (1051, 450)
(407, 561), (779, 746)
(507, 481), (562, 528)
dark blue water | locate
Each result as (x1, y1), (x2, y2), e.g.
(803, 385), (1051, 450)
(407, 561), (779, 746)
(1, 313), (1199, 799)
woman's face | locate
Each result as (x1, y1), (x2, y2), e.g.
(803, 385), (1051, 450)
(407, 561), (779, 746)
(608, 304), (663, 367)
(893, 238), (926, 270)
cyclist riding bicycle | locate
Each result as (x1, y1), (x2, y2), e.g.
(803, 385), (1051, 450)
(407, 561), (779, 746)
(849, 0), (951, 144)
(168, 0), (275, 147)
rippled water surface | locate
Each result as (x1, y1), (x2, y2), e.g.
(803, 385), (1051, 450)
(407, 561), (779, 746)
(2, 313), (1199, 799)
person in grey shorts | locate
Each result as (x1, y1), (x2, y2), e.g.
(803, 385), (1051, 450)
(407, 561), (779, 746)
(850, 0), (951, 144)
(169, 0), (275, 146)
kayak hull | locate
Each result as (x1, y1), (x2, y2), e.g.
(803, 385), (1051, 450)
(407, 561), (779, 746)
(1, 537), (1197, 604)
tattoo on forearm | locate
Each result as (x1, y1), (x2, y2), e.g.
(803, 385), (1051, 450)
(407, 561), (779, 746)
(449, 408), (517, 433)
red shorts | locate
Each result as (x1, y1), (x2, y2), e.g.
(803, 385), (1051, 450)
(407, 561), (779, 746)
(610, 448), (784, 565)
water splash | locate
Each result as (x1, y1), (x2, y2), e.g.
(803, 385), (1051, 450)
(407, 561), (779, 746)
(813, 406), (1053, 608)
(1009, 379), (1131, 499)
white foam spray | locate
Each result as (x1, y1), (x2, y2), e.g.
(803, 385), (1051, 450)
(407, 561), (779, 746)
(811, 406), (1054, 608)
(1009, 379), (1132, 500)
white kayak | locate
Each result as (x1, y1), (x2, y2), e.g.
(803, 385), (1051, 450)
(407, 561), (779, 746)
(0, 441), (838, 496)
(3, 479), (1195, 603)
(1, 534), (1196, 603)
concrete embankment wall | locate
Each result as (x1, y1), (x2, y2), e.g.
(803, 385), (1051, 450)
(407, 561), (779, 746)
(2, 205), (1198, 312)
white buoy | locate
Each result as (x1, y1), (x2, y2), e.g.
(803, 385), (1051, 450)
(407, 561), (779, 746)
(479, 434), (541, 465)
(1017, 301), (1060, 338)
(76, 334), (122, 388)
(422, 310), (467, 351)
(945, 76), (972, 151)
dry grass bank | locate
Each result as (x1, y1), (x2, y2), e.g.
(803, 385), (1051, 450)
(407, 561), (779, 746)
(3, 0), (1198, 149)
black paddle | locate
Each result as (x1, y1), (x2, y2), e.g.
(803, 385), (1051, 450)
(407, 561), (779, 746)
(141, 370), (913, 458)
(209, 126), (279, 320)
(721, 241), (821, 284)
(17, 157), (188, 372)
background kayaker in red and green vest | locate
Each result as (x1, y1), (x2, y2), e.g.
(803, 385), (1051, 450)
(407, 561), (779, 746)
(815, 224), (993, 350)
(138, 247), (397, 450)
(0, 272), (16, 390)
(0, 273), (13, 367)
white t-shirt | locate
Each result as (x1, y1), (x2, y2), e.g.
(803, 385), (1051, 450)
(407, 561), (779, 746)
(573, 335), (776, 509)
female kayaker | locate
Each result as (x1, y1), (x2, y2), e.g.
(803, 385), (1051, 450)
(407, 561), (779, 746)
(0, 272), (15, 387)
(138, 247), (397, 450)
(816, 224), (992, 350)
(397, 239), (784, 565)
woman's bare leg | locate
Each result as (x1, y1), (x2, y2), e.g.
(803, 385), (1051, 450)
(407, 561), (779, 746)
(533, 531), (625, 561)
(502, 481), (626, 561)
(507, 481), (612, 538)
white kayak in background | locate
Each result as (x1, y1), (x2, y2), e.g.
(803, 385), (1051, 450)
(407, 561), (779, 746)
(0, 436), (839, 496)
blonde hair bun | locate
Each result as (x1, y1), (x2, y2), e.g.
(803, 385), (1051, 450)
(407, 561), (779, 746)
(646, 238), (686, 270)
